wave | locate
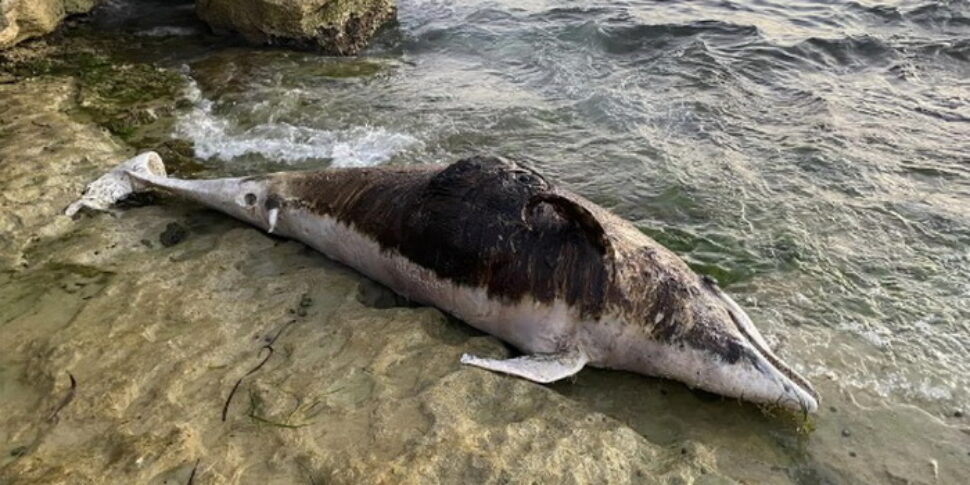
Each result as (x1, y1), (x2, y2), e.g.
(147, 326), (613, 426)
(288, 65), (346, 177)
(770, 35), (896, 71)
(174, 79), (421, 167)
(562, 19), (760, 56)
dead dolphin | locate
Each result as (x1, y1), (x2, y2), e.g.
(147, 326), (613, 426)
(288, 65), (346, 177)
(67, 152), (819, 413)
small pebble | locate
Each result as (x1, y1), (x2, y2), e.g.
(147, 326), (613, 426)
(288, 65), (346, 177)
(849, 451), (857, 457)
(841, 429), (851, 438)
(159, 222), (188, 247)
(829, 406), (837, 413)
(954, 410), (964, 418)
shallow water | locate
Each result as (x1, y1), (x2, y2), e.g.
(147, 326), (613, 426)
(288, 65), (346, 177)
(6, 0), (970, 482)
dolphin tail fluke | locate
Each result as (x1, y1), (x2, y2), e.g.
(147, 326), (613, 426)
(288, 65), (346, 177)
(65, 151), (168, 217)
(460, 348), (588, 384)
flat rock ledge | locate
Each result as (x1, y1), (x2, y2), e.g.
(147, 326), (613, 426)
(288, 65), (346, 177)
(196, 0), (396, 55)
(0, 78), (732, 484)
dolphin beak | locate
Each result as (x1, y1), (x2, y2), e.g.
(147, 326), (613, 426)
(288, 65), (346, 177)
(718, 291), (820, 413)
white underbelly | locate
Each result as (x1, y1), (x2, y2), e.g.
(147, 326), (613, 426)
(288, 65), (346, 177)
(277, 208), (576, 354)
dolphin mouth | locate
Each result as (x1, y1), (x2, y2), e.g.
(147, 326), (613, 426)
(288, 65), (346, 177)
(718, 291), (820, 413)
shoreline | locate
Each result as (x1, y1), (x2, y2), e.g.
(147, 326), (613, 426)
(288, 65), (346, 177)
(0, 34), (730, 485)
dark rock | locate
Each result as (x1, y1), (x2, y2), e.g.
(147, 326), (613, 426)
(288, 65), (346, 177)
(159, 222), (188, 247)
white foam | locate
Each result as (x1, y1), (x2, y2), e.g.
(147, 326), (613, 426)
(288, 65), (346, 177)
(136, 26), (198, 37)
(175, 79), (421, 167)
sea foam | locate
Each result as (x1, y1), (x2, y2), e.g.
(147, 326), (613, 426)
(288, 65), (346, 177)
(175, 78), (421, 167)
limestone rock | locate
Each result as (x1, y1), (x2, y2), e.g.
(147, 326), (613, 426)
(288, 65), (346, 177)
(63, 0), (98, 15)
(0, 0), (100, 49)
(0, 0), (62, 49)
(196, 0), (395, 55)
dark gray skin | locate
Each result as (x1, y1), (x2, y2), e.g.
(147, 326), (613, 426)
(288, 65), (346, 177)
(68, 153), (820, 413)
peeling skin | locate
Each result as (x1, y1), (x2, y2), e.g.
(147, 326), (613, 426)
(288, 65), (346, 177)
(81, 153), (819, 412)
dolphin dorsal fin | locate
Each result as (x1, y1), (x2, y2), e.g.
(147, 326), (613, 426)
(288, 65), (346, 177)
(526, 193), (614, 258)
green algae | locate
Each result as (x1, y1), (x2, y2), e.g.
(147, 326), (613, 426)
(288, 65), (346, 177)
(3, 50), (182, 140)
(0, 30), (186, 151)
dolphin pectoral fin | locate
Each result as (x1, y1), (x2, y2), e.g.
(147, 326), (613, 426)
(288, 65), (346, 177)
(460, 348), (588, 384)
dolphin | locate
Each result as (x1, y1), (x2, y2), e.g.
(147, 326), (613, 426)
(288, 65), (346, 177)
(67, 152), (819, 413)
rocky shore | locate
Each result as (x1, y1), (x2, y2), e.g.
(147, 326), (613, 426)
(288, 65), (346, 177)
(0, 10), (731, 484)
(2, 0), (394, 54)
(4, 2), (969, 484)
(0, 80), (729, 485)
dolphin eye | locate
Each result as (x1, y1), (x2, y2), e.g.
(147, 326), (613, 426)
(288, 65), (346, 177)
(244, 193), (257, 206)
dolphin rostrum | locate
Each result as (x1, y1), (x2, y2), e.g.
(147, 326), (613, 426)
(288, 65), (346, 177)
(67, 152), (819, 413)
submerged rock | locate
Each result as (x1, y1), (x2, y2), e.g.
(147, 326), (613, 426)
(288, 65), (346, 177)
(196, 0), (395, 55)
(0, 0), (101, 49)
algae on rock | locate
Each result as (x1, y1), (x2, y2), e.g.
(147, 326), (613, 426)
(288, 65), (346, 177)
(0, 31), (186, 151)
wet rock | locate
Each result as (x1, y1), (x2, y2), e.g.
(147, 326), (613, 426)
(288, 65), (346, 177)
(0, 0), (102, 49)
(357, 278), (419, 309)
(64, 0), (100, 15)
(159, 222), (188, 247)
(0, 78), (127, 266)
(195, 0), (396, 55)
(0, 33), (186, 143)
